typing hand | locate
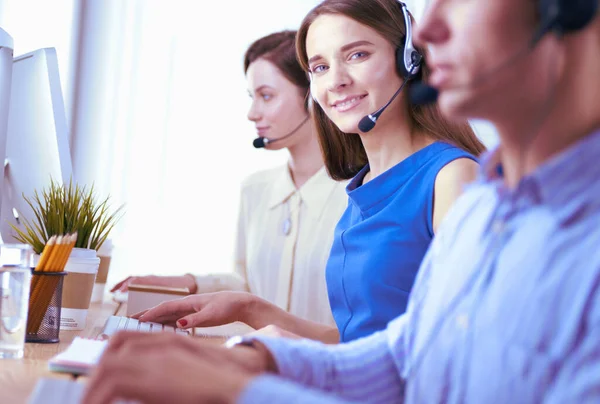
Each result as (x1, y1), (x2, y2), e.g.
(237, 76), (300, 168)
(81, 331), (268, 404)
(133, 291), (255, 329)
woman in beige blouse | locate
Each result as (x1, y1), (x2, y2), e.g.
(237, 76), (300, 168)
(112, 30), (348, 328)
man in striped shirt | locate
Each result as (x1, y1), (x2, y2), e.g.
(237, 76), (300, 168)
(82, 0), (600, 403)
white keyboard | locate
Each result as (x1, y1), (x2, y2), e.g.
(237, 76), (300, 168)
(100, 315), (191, 338)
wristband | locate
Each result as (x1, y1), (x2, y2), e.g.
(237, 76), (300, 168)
(224, 335), (256, 349)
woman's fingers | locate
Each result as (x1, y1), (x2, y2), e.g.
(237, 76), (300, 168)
(176, 307), (220, 328)
(129, 309), (149, 319)
(110, 276), (131, 292)
(138, 295), (201, 323)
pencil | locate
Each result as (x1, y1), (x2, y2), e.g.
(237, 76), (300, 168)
(56, 233), (77, 271)
(29, 235), (57, 299)
(27, 236), (62, 333)
(27, 236), (62, 332)
(27, 234), (76, 334)
(35, 235), (57, 271)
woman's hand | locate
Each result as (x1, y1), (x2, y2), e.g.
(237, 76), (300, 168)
(81, 331), (273, 404)
(250, 324), (302, 339)
(134, 291), (339, 344)
(133, 291), (256, 329)
(110, 274), (197, 293)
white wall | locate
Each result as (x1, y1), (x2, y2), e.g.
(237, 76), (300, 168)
(67, 0), (323, 286)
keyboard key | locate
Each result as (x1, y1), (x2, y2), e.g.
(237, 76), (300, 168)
(100, 316), (190, 337)
(124, 318), (139, 331)
(116, 316), (129, 330)
(101, 316), (121, 337)
(138, 321), (152, 332)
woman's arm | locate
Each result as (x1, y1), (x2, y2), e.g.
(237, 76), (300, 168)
(432, 158), (479, 233)
(244, 296), (340, 343)
(193, 273), (248, 294)
(110, 274), (199, 293)
(110, 270), (248, 295)
(135, 291), (339, 344)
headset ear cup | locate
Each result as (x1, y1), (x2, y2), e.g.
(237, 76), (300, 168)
(396, 44), (410, 79)
(538, 0), (599, 34)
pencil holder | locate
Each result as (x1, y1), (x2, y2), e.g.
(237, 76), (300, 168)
(25, 270), (68, 343)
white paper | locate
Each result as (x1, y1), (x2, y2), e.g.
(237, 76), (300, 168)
(48, 337), (107, 374)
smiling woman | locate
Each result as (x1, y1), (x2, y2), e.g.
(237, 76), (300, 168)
(298, 1), (486, 180)
(293, 0), (487, 341)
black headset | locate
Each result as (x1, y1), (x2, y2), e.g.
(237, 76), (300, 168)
(397, 0), (599, 82)
(396, 2), (422, 80)
(538, 0), (598, 36)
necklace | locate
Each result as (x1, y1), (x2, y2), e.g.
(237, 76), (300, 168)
(282, 199), (292, 236)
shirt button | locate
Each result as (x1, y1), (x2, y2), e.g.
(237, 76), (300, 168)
(456, 313), (469, 330)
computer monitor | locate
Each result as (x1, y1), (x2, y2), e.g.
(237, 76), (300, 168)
(0, 28), (14, 234)
(0, 48), (72, 243)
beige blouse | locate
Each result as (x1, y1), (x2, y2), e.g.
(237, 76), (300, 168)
(194, 165), (349, 326)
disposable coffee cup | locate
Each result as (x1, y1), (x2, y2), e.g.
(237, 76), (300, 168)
(60, 248), (100, 330)
(90, 239), (113, 303)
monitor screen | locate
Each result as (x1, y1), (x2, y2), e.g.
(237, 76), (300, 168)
(1, 48), (72, 243)
(0, 28), (13, 231)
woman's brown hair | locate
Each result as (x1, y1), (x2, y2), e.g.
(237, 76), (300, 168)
(296, 0), (486, 180)
(244, 30), (309, 107)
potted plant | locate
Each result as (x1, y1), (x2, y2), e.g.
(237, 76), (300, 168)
(12, 178), (124, 330)
(11, 178), (124, 255)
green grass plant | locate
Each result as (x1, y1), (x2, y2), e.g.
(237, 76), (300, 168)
(11, 178), (124, 254)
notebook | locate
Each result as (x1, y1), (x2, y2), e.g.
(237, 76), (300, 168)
(48, 337), (108, 375)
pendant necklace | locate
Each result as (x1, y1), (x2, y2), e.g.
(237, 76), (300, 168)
(282, 198), (292, 236)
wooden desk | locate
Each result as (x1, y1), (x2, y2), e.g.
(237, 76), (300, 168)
(2, 298), (235, 403)
(0, 300), (118, 404)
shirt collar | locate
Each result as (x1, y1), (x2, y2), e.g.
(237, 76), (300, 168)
(267, 165), (341, 219)
(267, 165), (296, 209)
(480, 128), (600, 222)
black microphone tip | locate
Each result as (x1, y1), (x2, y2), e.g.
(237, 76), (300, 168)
(358, 116), (376, 133)
(409, 82), (439, 106)
(253, 137), (266, 148)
